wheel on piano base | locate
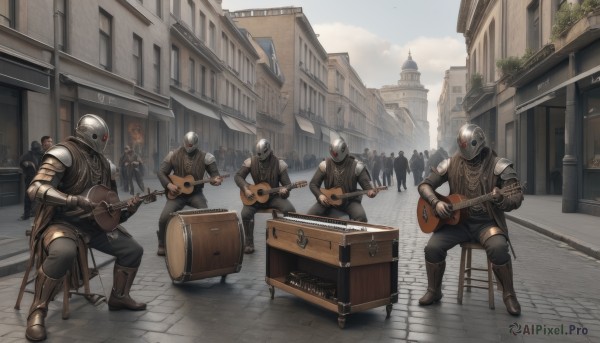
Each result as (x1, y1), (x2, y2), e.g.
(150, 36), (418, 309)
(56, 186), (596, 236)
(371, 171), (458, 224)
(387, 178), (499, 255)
(220, 275), (227, 284)
(386, 304), (393, 318)
(337, 315), (346, 329)
(269, 285), (275, 299)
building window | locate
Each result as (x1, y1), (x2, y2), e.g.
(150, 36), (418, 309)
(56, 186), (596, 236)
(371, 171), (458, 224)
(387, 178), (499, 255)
(153, 45), (161, 92)
(208, 21), (216, 50)
(171, 45), (180, 86)
(527, 0), (541, 52)
(0, 0), (15, 28)
(200, 66), (206, 96)
(171, 0), (180, 18)
(99, 9), (112, 71)
(583, 88), (600, 201)
(210, 70), (216, 99)
(57, 0), (67, 51)
(188, 0), (195, 32)
(199, 11), (206, 42)
(133, 34), (143, 86)
(189, 58), (195, 92)
(155, 0), (162, 19)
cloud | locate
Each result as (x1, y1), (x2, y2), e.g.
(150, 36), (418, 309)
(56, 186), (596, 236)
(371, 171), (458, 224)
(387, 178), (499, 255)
(314, 22), (466, 147)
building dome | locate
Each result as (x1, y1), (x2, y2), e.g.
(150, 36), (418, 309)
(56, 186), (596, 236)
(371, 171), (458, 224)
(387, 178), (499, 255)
(401, 51), (418, 71)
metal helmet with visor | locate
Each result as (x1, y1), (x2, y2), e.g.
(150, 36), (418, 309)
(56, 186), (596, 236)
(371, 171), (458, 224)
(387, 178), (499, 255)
(329, 138), (348, 163)
(457, 123), (486, 161)
(75, 114), (109, 153)
(183, 132), (199, 154)
(255, 138), (272, 161)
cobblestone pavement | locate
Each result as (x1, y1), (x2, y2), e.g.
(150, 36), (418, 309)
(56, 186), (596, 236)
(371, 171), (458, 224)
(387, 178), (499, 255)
(0, 169), (599, 342)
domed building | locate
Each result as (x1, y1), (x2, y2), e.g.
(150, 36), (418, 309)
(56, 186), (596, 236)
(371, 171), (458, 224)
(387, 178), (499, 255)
(379, 52), (430, 151)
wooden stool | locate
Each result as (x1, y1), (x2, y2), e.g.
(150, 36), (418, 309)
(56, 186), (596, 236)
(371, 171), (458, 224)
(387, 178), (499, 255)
(457, 242), (495, 309)
(15, 230), (106, 319)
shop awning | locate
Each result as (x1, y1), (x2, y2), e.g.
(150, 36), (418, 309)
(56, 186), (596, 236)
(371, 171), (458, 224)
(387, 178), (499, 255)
(295, 115), (315, 134)
(515, 63), (600, 114)
(240, 121), (257, 135)
(62, 74), (148, 117)
(148, 104), (175, 121)
(0, 56), (50, 94)
(171, 92), (220, 120)
(222, 115), (253, 134)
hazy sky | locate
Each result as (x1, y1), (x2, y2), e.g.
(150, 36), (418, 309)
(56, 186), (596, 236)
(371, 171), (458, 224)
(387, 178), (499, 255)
(223, 0), (466, 148)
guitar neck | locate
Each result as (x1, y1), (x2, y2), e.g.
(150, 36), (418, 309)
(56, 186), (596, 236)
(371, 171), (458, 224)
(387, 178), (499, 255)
(109, 192), (164, 211)
(452, 193), (494, 210)
(337, 189), (371, 200)
(265, 183), (298, 194)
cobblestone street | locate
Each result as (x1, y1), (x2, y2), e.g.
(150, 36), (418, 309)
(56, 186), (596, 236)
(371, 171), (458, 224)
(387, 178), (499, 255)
(0, 169), (598, 342)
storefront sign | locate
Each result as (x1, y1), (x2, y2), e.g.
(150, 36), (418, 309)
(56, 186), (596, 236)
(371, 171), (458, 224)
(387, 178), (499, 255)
(78, 86), (148, 117)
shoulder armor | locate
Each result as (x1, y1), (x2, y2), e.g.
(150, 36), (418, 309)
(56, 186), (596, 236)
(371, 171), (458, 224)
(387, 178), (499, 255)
(318, 161), (327, 173)
(46, 145), (73, 167)
(355, 161), (366, 176)
(494, 158), (513, 175)
(279, 159), (288, 172)
(107, 159), (117, 180)
(494, 157), (518, 180)
(204, 152), (216, 165)
(436, 158), (451, 176)
(243, 158), (251, 168)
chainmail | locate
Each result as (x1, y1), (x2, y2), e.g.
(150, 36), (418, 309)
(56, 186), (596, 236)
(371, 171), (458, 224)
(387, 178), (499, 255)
(85, 152), (103, 185)
(333, 163), (346, 187)
(184, 154), (194, 175)
(458, 155), (486, 216)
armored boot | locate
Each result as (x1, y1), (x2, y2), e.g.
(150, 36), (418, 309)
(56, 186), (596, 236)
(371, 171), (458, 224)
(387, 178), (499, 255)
(107, 264), (146, 311)
(156, 230), (165, 256)
(492, 260), (521, 316)
(243, 220), (255, 254)
(25, 268), (63, 341)
(418, 260), (446, 306)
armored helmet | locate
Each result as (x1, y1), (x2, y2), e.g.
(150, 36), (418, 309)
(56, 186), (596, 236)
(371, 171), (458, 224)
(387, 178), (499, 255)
(457, 123), (486, 160)
(329, 138), (348, 163)
(255, 138), (272, 161)
(75, 114), (109, 153)
(183, 132), (199, 154)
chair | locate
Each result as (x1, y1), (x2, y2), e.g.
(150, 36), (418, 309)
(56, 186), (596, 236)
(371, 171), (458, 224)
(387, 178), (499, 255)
(457, 242), (496, 309)
(15, 229), (106, 319)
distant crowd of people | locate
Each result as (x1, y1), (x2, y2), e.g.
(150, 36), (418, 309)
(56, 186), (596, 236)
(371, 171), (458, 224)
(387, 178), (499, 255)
(359, 147), (449, 192)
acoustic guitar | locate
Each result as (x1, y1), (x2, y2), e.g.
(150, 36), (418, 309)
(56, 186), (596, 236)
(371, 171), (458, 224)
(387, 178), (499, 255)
(416, 182), (524, 233)
(167, 174), (230, 199)
(86, 185), (164, 232)
(240, 180), (308, 206)
(320, 186), (388, 206)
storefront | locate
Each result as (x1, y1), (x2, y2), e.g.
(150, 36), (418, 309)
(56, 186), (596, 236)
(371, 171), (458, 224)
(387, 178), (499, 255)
(0, 55), (50, 206)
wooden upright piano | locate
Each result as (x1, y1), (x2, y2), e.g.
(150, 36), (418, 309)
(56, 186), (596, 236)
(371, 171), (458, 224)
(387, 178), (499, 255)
(265, 212), (399, 328)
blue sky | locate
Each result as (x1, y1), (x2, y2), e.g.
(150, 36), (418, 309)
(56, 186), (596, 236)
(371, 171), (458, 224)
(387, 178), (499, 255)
(223, 0), (466, 148)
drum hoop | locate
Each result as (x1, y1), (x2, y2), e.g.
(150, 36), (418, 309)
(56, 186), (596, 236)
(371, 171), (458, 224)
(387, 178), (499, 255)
(165, 213), (190, 281)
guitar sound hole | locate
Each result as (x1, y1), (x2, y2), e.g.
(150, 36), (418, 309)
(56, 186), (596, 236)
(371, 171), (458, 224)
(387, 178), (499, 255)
(184, 182), (191, 187)
(331, 195), (339, 200)
(257, 190), (264, 195)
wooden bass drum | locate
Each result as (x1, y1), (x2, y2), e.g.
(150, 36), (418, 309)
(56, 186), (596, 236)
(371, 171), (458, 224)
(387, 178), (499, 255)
(165, 209), (244, 282)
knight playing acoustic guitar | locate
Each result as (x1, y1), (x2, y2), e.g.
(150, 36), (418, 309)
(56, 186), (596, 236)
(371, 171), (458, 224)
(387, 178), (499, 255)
(85, 185), (165, 232)
(167, 174), (230, 199)
(416, 182), (524, 233)
(320, 186), (388, 206)
(240, 180), (307, 206)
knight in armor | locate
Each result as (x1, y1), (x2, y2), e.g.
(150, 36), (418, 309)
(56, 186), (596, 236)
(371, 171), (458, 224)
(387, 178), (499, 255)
(235, 139), (296, 254)
(307, 138), (378, 222)
(24, 114), (147, 341)
(417, 123), (524, 316)
(156, 131), (223, 256)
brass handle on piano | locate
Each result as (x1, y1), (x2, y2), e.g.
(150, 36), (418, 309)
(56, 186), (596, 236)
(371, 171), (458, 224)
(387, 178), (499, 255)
(296, 229), (308, 249)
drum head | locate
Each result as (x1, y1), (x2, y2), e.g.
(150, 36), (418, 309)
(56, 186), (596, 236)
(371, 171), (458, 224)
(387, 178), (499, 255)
(165, 215), (186, 280)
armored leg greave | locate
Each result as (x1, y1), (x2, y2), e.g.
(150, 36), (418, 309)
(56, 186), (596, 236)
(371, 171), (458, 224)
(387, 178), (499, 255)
(492, 260), (521, 316)
(156, 230), (165, 256)
(107, 264), (146, 311)
(26, 267), (63, 341)
(419, 260), (446, 306)
(243, 220), (254, 254)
